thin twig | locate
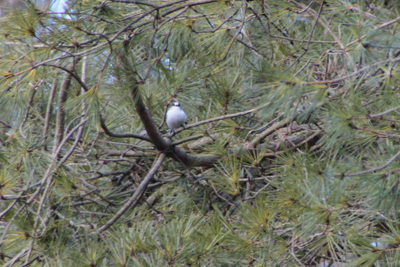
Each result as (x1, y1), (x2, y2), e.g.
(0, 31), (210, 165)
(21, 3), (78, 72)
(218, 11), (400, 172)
(288, 0), (344, 49)
(343, 149), (400, 177)
(3, 248), (29, 267)
(172, 135), (204, 145)
(20, 80), (43, 138)
(302, 56), (400, 85)
(182, 101), (270, 132)
(247, 5), (336, 45)
(284, 1), (324, 72)
(351, 105), (400, 119)
(195, 3), (246, 68)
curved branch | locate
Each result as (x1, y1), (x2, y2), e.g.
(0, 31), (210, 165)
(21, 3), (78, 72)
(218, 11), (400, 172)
(100, 117), (151, 142)
(345, 149), (400, 177)
(98, 153), (166, 233)
(44, 64), (89, 92)
(248, 118), (292, 149)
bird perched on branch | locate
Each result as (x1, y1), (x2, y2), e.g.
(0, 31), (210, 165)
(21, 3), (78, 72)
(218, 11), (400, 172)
(166, 102), (187, 135)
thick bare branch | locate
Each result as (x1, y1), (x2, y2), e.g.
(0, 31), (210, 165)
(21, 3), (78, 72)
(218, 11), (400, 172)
(53, 77), (71, 151)
(43, 77), (58, 150)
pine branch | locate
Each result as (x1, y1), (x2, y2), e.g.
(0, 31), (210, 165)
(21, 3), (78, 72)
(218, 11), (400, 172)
(100, 117), (152, 142)
(53, 63), (74, 152)
(98, 153), (166, 232)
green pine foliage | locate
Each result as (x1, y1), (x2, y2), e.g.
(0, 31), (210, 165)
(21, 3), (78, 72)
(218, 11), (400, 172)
(2, 0), (400, 266)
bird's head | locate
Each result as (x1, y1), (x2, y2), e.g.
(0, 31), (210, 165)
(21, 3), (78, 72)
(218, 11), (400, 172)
(172, 102), (180, 107)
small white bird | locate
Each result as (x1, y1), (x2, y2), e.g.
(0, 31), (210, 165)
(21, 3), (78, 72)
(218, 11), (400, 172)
(166, 102), (187, 135)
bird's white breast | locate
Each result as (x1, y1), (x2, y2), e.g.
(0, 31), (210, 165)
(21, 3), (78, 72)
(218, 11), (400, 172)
(166, 106), (187, 130)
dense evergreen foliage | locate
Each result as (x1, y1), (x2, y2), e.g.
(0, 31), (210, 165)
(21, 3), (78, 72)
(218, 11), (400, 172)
(2, 0), (400, 266)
